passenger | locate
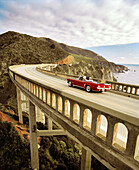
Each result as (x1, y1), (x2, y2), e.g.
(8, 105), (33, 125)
(83, 76), (86, 81)
(89, 77), (92, 80)
(86, 76), (89, 80)
(88, 77), (93, 82)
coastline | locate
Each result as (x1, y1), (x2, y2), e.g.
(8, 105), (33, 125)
(114, 64), (139, 86)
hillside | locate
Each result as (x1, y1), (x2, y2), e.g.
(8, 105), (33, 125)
(0, 31), (68, 112)
(44, 37), (106, 61)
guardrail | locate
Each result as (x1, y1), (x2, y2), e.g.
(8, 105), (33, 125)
(9, 66), (139, 170)
(36, 65), (139, 97)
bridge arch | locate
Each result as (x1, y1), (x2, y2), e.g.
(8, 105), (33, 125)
(83, 109), (92, 130)
(43, 88), (46, 102)
(73, 104), (80, 124)
(47, 90), (51, 105)
(96, 114), (108, 140)
(52, 93), (56, 109)
(65, 99), (70, 118)
(112, 123), (128, 151)
(58, 96), (62, 113)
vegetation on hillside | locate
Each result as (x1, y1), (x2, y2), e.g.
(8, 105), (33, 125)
(39, 136), (80, 170)
(0, 118), (30, 170)
(0, 111), (108, 170)
(0, 113), (81, 170)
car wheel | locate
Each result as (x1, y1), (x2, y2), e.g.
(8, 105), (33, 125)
(68, 81), (72, 87)
(86, 85), (91, 92)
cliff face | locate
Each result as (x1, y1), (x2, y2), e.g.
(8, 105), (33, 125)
(0, 31), (127, 112)
(54, 59), (128, 81)
(53, 62), (115, 81)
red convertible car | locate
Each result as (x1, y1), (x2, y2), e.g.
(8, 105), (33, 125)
(67, 76), (111, 93)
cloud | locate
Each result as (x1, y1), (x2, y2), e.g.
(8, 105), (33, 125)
(0, 0), (139, 48)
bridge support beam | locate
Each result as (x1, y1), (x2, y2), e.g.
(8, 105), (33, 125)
(81, 147), (91, 170)
(17, 87), (23, 124)
(48, 118), (53, 130)
(37, 129), (66, 136)
(29, 100), (39, 170)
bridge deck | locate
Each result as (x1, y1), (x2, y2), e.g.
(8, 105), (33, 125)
(12, 65), (139, 125)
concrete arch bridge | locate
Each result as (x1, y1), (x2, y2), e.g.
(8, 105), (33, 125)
(9, 64), (139, 170)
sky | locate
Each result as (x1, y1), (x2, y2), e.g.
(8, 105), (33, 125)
(0, 0), (139, 64)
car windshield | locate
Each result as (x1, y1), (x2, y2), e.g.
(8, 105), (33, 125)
(77, 76), (83, 80)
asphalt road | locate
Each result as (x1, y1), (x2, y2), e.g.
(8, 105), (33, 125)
(12, 65), (139, 123)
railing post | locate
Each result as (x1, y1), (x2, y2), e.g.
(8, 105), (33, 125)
(17, 87), (23, 124)
(70, 100), (74, 120)
(126, 86), (129, 93)
(79, 105), (84, 128)
(118, 84), (121, 91)
(81, 147), (91, 170)
(106, 116), (116, 146)
(55, 93), (58, 111)
(50, 91), (52, 107)
(91, 109), (98, 136)
(38, 86), (40, 98)
(135, 88), (138, 95)
(126, 124), (138, 157)
(121, 85), (124, 92)
(62, 97), (66, 115)
(28, 100), (39, 170)
(41, 87), (43, 101)
(130, 87), (133, 94)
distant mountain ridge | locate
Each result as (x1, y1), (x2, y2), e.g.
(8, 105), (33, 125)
(44, 37), (106, 61)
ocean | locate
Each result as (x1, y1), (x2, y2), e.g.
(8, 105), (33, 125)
(113, 64), (139, 86)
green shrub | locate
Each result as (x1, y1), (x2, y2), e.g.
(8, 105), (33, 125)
(0, 119), (30, 170)
(39, 136), (80, 170)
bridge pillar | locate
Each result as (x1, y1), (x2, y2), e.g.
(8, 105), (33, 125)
(17, 87), (23, 124)
(36, 106), (45, 124)
(48, 118), (53, 130)
(29, 100), (39, 170)
(81, 147), (91, 170)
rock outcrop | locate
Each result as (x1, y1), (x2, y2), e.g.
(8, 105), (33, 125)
(53, 62), (115, 81)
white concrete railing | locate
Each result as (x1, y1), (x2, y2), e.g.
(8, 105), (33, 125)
(37, 64), (139, 97)
(9, 68), (139, 170)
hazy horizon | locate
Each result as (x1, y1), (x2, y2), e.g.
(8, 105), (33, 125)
(88, 42), (139, 64)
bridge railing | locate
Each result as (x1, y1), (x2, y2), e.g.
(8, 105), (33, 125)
(36, 65), (139, 96)
(9, 68), (139, 169)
